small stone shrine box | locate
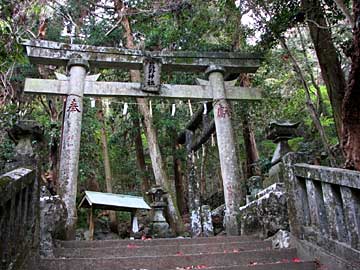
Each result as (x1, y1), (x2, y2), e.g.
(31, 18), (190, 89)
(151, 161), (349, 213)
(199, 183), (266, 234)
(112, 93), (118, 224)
(78, 191), (151, 240)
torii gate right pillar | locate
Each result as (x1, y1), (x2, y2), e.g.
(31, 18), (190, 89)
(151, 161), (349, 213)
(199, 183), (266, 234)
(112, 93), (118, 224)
(206, 65), (243, 235)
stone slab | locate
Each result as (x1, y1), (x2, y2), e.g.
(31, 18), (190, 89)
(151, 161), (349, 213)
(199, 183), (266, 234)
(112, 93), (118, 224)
(24, 78), (262, 101)
(54, 241), (272, 258)
(23, 40), (262, 73)
(294, 164), (360, 190)
(57, 235), (259, 248)
(39, 248), (298, 270)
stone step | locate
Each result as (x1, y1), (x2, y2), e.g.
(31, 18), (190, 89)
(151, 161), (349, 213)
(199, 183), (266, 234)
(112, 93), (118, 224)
(54, 240), (272, 258)
(40, 248), (300, 270)
(188, 262), (316, 270)
(57, 236), (258, 249)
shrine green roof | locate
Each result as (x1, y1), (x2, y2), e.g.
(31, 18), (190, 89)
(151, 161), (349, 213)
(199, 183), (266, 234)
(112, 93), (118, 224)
(78, 191), (151, 212)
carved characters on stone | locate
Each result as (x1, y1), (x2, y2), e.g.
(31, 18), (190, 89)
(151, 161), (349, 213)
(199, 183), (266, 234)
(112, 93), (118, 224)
(217, 104), (231, 118)
(142, 58), (162, 93)
(67, 98), (81, 113)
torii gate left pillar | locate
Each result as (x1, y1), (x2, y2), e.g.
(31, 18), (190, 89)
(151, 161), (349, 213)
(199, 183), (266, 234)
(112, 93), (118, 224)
(59, 57), (89, 239)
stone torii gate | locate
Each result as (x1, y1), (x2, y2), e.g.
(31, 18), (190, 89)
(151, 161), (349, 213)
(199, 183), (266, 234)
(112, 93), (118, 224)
(23, 40), (262, 238)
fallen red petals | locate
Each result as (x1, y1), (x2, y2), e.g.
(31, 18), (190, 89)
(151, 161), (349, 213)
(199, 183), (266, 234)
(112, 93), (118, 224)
(292, 257), (301, 263)
(176, 251), (184, 256)
(127, 244), (140, 249)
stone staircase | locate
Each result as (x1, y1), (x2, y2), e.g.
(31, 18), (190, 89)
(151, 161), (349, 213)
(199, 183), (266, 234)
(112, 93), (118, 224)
(39, 236), (316, 270)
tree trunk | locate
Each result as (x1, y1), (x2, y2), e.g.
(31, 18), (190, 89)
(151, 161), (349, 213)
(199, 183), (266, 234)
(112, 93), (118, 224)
(302, 0), (346, 139)
(297, 26), (327, 116)
(239, 76), (260, 179)
(96, 99), (117, 227)
(200, 145), (207, 197)
(342, 2), (360, 170)
(279, 37), (337, 166)
(133, 117), (151, 196)
(232, 14), (260, 179)
(173, 136), (186, 215)
(115, 0), (184, 234)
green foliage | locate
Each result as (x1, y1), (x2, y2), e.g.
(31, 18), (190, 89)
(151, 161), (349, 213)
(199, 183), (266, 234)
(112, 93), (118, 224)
(0, 0), (343, 204)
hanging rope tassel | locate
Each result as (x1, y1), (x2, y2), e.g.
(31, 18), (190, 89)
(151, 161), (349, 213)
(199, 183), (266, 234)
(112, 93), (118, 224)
(188, 99), (193, 116)
(122, 102), (128, 116)
(149, 100), (153, 117)
(203, 103), (207, 114)
(171, 103), (176, 117)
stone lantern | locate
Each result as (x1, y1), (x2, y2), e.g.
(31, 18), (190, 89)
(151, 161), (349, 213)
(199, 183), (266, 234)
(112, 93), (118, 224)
(6, 120), (44, 170)
(147, 186), (172, 238)
(265, 121), (300, 184)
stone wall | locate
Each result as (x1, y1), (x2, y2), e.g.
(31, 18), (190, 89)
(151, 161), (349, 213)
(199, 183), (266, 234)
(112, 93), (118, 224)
(238, 183), (289, 238)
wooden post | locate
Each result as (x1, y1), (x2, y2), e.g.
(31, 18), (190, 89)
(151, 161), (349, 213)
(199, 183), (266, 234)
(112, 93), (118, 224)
(89, 207), (94, 241)
(206, 65), (243, 236)
(58, 57), (89, 240)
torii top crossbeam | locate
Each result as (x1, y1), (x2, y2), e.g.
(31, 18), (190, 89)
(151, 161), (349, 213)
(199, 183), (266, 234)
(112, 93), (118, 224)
(23, 40), (262, 73)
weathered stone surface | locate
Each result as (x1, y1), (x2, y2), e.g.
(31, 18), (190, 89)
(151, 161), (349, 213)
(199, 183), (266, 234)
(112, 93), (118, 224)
(23, 39), (262, 73)
(201, 205), (214, 237)
(39, 189), (67, 257)
(246, 176), (263, 203)
(266, 229), (291, 249)
(283, 152), (360, 268)
(25, 78), (262, 101)
(207, 67), (243, 235)
(147, 186), (173, 238)
(58, 59), (89, 240)
(5, 120), (44, 171)
(239, 183), (289, 238)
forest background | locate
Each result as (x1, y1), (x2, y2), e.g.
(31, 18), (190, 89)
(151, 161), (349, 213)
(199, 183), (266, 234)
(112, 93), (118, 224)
(0, 0), (359, 227)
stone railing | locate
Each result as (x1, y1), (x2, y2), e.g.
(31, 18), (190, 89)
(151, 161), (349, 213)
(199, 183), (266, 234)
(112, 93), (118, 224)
(283, 153), (360, 266)
(0, 168), (39, 270)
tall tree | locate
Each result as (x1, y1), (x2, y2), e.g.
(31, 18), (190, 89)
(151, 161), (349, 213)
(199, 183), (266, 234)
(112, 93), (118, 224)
(114, 0), (185, 234)
(342, 1), (360, 170)
(301, 0), (346, 139)
(96, 98), (117, 226)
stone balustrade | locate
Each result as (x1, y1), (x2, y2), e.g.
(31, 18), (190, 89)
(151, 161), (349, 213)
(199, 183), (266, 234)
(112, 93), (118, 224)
(0, 168), (39, 270)
(283, 153), (360, 267)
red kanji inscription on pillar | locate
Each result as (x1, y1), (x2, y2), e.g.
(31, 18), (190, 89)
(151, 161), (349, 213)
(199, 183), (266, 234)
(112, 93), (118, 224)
(67, 98), (81, 113)
(217, 104), (231, 118)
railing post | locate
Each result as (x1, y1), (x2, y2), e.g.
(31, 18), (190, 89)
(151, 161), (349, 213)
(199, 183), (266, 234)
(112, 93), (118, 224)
(322, 183), (348, 242)
(282, 152), (310, 239)
(340, 186), (360, 249)
(305, 180), (328, 234)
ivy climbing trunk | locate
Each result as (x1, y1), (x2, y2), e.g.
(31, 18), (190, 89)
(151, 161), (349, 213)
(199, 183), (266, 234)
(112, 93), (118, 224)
(115, 0), (184, 234)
